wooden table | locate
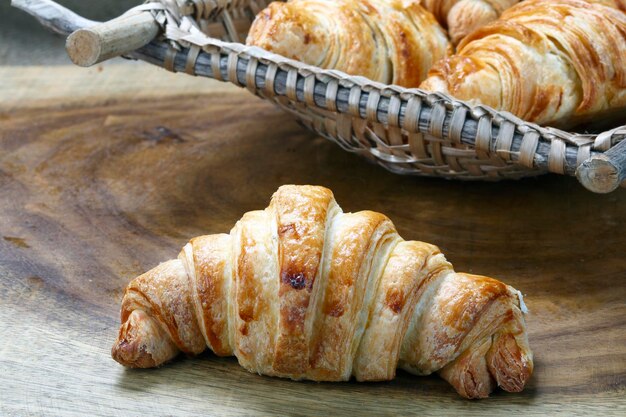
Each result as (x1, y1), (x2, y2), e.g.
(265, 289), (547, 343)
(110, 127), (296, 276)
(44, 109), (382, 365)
(1, 65), (625, 416)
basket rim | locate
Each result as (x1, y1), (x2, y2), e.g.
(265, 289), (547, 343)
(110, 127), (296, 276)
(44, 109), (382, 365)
(165, 1), (625, 138)
(153, 0), (625, 150)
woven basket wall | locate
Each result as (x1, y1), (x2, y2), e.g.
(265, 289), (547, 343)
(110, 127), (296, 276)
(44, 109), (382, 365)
(135, 0), (626, 181)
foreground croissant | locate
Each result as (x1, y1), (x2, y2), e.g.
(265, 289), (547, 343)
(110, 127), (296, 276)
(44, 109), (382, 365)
(420, 0), (626, 128)
(112, 185), (533, 399)
(246, 0), (451, 87)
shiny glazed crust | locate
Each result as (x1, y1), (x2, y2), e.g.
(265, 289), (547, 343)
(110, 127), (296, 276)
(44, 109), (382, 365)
(111, 185), (533, 399)
(245, 0), (452, 87)
(420, 0), (626, 128)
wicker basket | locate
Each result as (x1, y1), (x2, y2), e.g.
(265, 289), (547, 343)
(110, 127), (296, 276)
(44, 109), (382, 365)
(15, 0), (626, 192)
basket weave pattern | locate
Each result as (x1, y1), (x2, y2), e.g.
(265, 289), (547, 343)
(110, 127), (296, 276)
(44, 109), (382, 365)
(140, 0), (626, 180)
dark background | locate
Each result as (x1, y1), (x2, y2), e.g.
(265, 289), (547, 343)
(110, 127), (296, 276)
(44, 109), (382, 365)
(2, 0), (139, 64)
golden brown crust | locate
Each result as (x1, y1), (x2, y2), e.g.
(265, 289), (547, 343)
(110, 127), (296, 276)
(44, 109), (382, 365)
(420, 0), (626, 128)
(438, 336), (496, 399)
(487, 330), (534, 392)
(111, 309), (179, 368)
(231, 209), (278, 372)
(119, 259), (205, 355)
(270, 185), (336, 375)
(246, 0), (451, 87)
(353, 241), (444, 381)
(421, 0), (520, 44)
(448, 0), (520, 44)
(112, 185), (533, 399)
(308, 211), (398, 380)
(181, 234), (233, 356)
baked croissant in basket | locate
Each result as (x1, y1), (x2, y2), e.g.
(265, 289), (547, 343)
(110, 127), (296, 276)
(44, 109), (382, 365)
(420, 0), (626, 128)
(246, 0), (452, 87)
(111, 185), (533, 399)
(421, 0), (520, 44)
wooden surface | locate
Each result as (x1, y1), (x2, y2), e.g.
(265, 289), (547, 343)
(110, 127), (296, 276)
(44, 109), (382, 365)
(1, 65), (625, 417)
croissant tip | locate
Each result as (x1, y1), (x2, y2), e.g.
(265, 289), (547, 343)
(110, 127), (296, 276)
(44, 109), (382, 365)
(111, 333), (158, 369)
(488, 333), (534, 393)
(111, 309), (179, 368)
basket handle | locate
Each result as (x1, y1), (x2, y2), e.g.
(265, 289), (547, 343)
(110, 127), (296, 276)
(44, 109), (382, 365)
(576, 139), (626, 193)
(65, 0), (240, 67)
(65, 10), (160, 67)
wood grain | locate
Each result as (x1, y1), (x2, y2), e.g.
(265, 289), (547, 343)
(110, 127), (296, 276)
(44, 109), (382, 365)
(0, 66), (625, 416)
(577, 139), (626, 194)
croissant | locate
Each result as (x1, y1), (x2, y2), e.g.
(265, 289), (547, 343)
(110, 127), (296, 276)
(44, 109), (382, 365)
(420, 0), (520, 44)
(245, 0), (452, 87)
(111, 185), (533, 399)
(420, 0), (626, 128)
